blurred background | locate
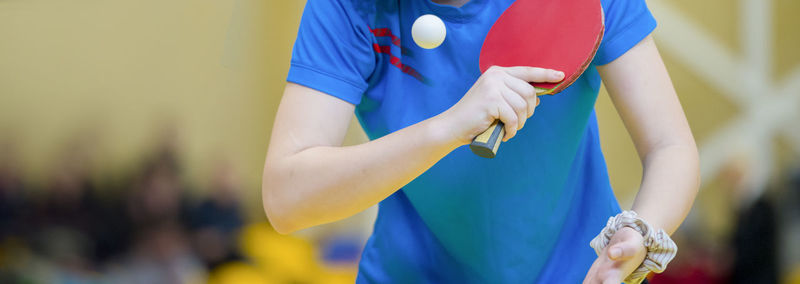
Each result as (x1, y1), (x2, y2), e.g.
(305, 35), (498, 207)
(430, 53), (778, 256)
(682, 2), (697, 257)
(0, 0), (798, 283)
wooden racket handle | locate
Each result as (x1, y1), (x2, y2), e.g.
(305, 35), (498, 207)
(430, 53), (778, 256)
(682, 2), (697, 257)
(469, 120), (505, 158)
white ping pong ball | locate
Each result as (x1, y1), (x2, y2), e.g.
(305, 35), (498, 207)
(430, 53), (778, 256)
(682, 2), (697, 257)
(411, 14), (446, 49)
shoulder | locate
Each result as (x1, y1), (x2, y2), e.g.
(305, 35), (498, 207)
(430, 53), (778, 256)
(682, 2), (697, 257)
(594, 0), (656, 65)
(599, 0), (654, 22)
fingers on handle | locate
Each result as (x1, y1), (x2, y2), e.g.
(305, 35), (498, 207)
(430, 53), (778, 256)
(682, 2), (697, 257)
(530, 96), (540, 118)
(502, 75), (538, 118)
(500, 89), (528, 130)
(496, 102), (518, 141)
(503, 75), (536, 99)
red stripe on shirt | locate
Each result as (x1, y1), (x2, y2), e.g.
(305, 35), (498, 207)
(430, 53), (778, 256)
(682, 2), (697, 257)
(372, 44), (425, 82)
(370, 28), (402, 47)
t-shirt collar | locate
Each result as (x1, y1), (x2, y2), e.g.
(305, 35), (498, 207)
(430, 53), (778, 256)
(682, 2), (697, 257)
(421, 0), (488, 23)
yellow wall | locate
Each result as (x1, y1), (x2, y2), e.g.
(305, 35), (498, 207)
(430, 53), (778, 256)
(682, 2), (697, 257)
(0, 0), (305, 214)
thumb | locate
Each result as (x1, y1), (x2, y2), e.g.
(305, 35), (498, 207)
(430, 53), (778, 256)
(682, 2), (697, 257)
(607, 242), (638, 260)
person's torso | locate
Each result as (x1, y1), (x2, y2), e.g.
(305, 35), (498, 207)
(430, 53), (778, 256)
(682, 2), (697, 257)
(349, 0), (621, 282)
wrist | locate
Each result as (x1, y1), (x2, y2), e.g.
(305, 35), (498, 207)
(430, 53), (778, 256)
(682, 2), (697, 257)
(630, 207), (674, 236)
(427, 111), (467, 149)
(590, 210), (678, 284)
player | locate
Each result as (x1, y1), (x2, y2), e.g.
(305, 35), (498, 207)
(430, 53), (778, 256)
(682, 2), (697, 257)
(262, 0), (699, 283)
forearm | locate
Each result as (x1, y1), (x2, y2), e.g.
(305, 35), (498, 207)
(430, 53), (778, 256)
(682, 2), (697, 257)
(597, 36), (700, 235)
(264, 65), (559, 234)
(630, 143), (699, 235)
(263, 115), (459, 233)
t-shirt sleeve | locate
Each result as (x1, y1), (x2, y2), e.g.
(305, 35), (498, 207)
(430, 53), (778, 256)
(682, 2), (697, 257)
(286, 0), (376, 105)
(593, 0), (657, 65)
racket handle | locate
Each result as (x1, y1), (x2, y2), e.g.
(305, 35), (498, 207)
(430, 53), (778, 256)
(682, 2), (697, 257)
(469, 120), (505, 158)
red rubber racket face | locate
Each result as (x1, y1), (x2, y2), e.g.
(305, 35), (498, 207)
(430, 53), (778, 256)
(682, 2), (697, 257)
(479, 0), (604, 94)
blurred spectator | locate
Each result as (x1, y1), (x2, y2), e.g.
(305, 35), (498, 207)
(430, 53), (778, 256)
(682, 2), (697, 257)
(729, 192), (778, 284)
(187, 160), (245, 270)
(723, 158), (779, 284)
(0, 139), (26, 241)
(0, 122), (374, 283)
(29, 139), (104, 278)
(127, 160), (186, 232)
(653, 156), (783, 284)
(111, 136), (206, 283)
(106, 222), (205, 284)
(780, 165), (800, 282)
(0, 139), (32, 283)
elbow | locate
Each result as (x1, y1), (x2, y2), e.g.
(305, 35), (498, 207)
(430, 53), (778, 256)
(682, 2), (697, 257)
(264, 208), (299, 235)
(681, 138), (701, 187)
(677, 141), (702, 192)
(262, 187), (300, 235)
(262, 174), (301, 235)
(691, 145), (701, 185)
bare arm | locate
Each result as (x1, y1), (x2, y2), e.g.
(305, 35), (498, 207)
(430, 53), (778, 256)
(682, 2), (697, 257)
(584, 36), (699, 284)
(598, 36), (699, 234)
(262, 83), (458, 234)
(263, 67), (563, 234)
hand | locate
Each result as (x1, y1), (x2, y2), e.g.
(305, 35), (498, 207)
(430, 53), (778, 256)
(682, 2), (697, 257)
(436, 66), (564, 145)
(583, 227), (647, 284)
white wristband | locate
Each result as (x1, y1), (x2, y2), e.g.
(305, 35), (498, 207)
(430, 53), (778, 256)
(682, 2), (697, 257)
(589, 211), (678, 284)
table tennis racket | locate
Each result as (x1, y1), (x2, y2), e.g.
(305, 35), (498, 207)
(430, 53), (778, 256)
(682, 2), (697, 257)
(469, 0), (605, 159)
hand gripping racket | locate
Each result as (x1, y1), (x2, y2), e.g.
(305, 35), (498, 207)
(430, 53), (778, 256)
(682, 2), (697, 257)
(469, 0), (605, 158)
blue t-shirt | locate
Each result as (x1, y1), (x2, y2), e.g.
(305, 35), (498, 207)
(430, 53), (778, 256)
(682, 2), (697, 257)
(287, 0), (657, 282)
